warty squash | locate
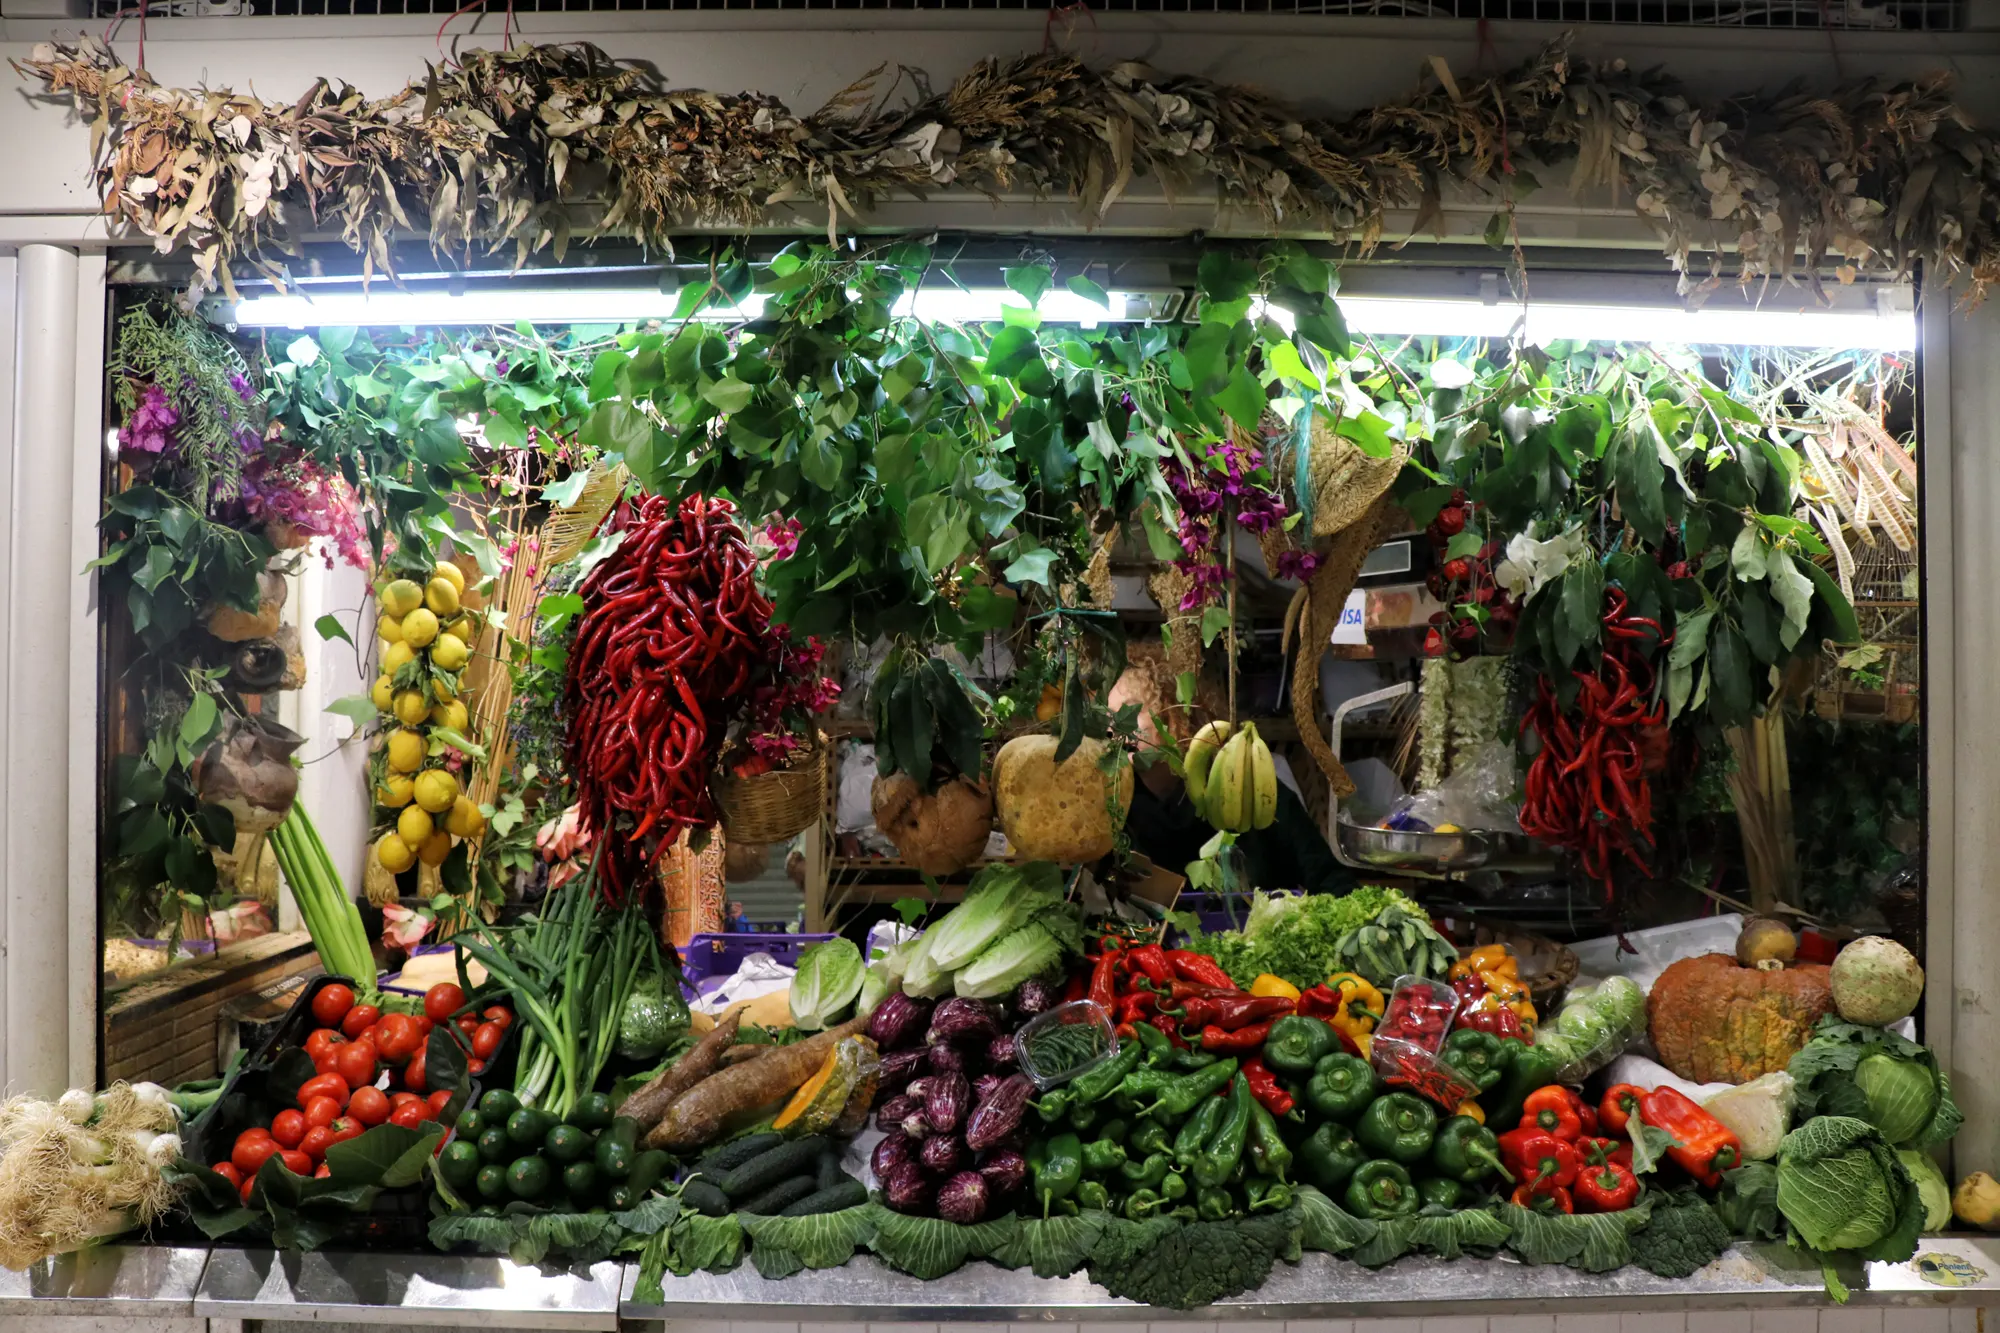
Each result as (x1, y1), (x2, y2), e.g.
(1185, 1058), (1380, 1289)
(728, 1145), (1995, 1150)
(1647, 952), (1833, 1085)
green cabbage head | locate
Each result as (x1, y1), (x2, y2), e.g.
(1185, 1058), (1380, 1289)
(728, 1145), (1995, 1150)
(1896, 1149), (1952, 1233)
(1775, 1115), (1922, 1260)
(1854, 1052), (1942, 1146)
(790, 937), (865, 1030)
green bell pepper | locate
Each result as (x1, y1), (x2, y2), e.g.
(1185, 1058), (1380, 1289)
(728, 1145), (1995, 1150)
(1067, 1099), (1100, 1133)
(1196, 1185), (1235, 1221)
(1430, 1115), (1513, 1184)
(1487, 1038), (1565, 1129)
(1306, 1052), (1380, 1122)
(1120, 1151), (1171, 1191)
(1440, 1028), (1510, 1092)
(1069, 1041), (1143, 1104)
(1247, 1099), (1293, 1182)
(1297, 1122), (1369, 1193)
(1261, 1015), (1337, 1076)
(1416, 1176), (1465, 1210)
(1032, 1133), (1083, 1215)
(1143, 1058), (1240, 1121)
(1344, 1160), (1419, 1219)
(1077, 1179), (1111, 1211)
(1098, 1117), (1130, 1145)
(1355, 1091), (1438, 1164)
(1161, 1170), (1188, 1201)
(1247, 1178), (1295, 1213)
(1130, 1119), (1172, 1158)
(1124, 1188), (1167, 1219)
(1081, 1138), (1128, 1174)
(1172, 1092), (1228, 1169)
(1193, 1073), (1254, 1189)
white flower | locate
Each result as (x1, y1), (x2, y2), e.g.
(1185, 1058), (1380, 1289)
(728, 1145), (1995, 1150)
(1429, 358), (1475, 389)
(1494, 524), (1587, 600)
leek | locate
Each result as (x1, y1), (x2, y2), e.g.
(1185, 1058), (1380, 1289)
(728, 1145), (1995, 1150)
(270, 803), (377, 994)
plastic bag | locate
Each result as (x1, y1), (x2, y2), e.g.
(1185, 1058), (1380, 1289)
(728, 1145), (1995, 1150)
(1381, 740), (1522, 833)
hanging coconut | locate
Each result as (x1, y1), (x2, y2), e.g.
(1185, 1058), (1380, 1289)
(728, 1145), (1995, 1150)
(191, 715), (305, 834)
(871, 773), (993, 876)
(207, 570), (287, 642)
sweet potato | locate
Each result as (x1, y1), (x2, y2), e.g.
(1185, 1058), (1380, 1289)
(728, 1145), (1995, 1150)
(642, 1016), (868, 1151)
(618, 1009), (741, 1129)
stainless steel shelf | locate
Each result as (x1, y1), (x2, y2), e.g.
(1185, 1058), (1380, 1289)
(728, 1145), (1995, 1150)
(194, 1247), (624, 1329)
(0, 1243), (208, 1317)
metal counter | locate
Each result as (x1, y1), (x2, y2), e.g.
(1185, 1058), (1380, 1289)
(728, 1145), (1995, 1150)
(5, 1239), (2000, 1326)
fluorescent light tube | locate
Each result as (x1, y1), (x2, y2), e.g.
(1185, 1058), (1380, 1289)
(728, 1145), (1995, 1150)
(226, 288), (768, 328)
(1320, 295), (1915, 352)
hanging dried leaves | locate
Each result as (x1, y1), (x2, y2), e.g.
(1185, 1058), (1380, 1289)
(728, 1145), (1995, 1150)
(16, 35), (2000, 298)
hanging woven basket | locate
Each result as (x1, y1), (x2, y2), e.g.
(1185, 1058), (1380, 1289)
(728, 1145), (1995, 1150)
(713, 733), (828, 846)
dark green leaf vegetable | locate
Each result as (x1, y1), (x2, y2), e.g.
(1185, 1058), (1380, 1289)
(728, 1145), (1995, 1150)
(1085, 1210), (1302, 1310)
(1628, 1192), (1733, 1279)
(1715, 1162), (1784, 1241)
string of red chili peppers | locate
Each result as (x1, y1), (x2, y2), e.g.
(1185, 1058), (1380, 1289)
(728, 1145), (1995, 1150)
(1518, 587), (1674, 896)
(564, 493), (778, 904)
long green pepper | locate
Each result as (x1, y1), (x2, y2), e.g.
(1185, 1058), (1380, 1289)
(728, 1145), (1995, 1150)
(1193, 1074), (1253, 1188)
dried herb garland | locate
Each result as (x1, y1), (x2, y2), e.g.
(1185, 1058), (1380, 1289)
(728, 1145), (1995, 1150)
(15, 35), (2000, 298)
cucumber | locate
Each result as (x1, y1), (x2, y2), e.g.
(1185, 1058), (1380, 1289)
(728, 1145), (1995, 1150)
(778, 1179), (868, 1216)
(737, 1174), (818, 1216)
(815, 1151), (846, 1192)
(717, 1136), (828, 1202)
(695, 1131), (784, 1177)
(680, 1177), (731, 1217)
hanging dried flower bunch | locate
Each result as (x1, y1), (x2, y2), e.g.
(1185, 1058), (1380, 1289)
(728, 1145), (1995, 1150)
(15, 34), (2000, 299)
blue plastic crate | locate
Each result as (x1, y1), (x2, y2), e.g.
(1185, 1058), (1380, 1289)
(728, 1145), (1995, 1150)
(680, 931), (836, 984)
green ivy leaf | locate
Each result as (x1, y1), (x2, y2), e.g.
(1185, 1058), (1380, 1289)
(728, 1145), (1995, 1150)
(314, 613), (353, 646)
(1002, 545), (1057, 587)
(1196, 250), (1258, 303)
(1065, 273), (1111, 309)
(1004, 263), (1053, 308)
(701, 376), (755, 414)
(178, 693), (219, 754)
(1212, 365), (1268, 431)
(983, 325), (1040, 379)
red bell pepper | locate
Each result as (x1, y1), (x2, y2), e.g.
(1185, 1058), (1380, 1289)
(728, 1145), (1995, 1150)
(1511, 1182), (1575, 1214)
(1504, 1130), (1579, 1191)
(1599, 1084), (1645, 1137)
(1521, 1086), (1583, 1140)
(1563, 1088), (1600, 1135)
(1575, 1161), (1640, 1213)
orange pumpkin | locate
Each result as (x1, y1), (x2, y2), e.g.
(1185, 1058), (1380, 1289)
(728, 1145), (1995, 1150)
(1647, 952), (1833, 1085)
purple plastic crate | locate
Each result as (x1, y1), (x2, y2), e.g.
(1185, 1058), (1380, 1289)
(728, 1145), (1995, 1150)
(680, 932), (836, 984)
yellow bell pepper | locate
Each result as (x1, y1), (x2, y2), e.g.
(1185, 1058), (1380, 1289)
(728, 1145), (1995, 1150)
(1323, 971), (1384, 1043)
(1479, 968), (1537, 1026)
(1454, 1099), (1485, 1125)
(1449, 943), (1518, 983)
(1249, 974), (1301, 1001)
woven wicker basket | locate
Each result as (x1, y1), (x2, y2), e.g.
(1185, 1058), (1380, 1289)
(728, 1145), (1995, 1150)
(714, 734), (827, 845)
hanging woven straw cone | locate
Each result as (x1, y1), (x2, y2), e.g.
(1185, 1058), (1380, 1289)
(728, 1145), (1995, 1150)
(1146, 565), (1203, 683)
(1287, 500), (1395, 798)
(541, 461), (630, 565)
(1309, 412), (1407, 538)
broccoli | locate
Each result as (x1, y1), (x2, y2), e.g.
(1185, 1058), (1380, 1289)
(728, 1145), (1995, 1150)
(1087, 1210), (1302, 1309)
(1629, 1192), (1733, 1279)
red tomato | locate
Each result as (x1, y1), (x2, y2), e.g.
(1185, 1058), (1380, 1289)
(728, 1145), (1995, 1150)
(456, 1016), (480, 1037)
(341, 1004), (381, 1040)
(374, 1013), (421, 1062)
(211, 1161), (245, 1189)
(277, 1149), (312, 1175)
(298, 1073), (350, 1108)
(348, 1085), (391, 1127)
(299, 1126), (335, 1162)
(303, 1028), (346, 1061)
(388, 1102), (430, 1130)
(231, 1134), (282, 1175)
(403, 1049), (428, 1094)
(389, 1091), (423, 1110)
(314, 1051), (343, 1077)
(310, 983), (356, 1029)
(239, 1176), (257, 1204)
(302, 1096), (342, 1130)
(470, 1022), (504, 1060)
(412, 1014), (435, 1041)
(269, 1109), (307, 1149)
(427, 1089), (455, 1117)
(482, 1005), (514, 1030)
(424, 983), (466, 1023)
(467, 1058), (487, 1075)
(334, 1041), (378, 1090)
(326, 1116), (364, 1145)
(314, 1163), (332, 1178)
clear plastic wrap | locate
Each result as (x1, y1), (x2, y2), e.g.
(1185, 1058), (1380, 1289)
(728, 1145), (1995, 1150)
(1378, 741), (1522, 834)
(1370, 976), (1476, 1108)
(1011, 1000), (1116, 1090)
(1532, 975), (1648, 1084)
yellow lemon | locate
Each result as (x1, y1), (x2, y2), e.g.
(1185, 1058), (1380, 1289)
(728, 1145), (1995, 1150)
(370, 675), (395, 711)
(414, 769), (461, 815)
(375, 832), (416, 874)
(380, 579), (424, 619)
(382, 640), (415, 674)
(397, 804), (435, 846)
(429, 674), (457, 704)
(430, 700), (470, 734)
(446, 795), (487, 840)
(430, 633), (469, 672)
(425, 577), (461, 618)
(401, 607), (439, 649)
(431, 561), (466, 596)
(386, 728), (427, 773)
(417, 830), (454, 867)
(376, 773), (415, 808)
(393, 690), (430, 727)
(445, 615), (477, 643)
(377, 614), (405, 645)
